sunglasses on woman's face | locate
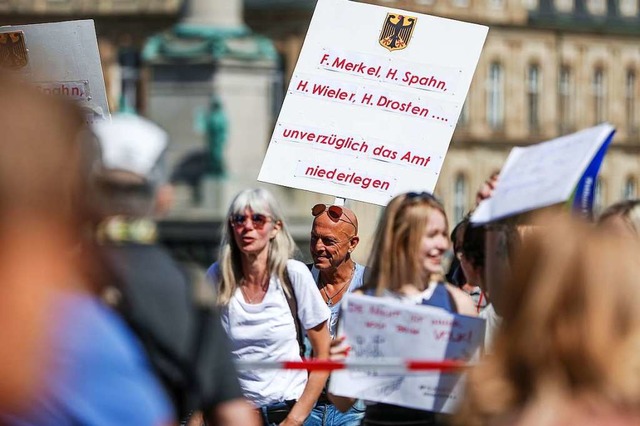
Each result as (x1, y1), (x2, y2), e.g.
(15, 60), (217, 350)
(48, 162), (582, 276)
(229, 213), (271, 230)
(311, 204), (357, 230)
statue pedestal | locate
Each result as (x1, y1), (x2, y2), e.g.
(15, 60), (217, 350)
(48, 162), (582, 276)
(143, 26), (280, 217)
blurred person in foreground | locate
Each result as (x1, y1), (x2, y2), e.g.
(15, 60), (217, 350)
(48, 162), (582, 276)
(598, 199), (640, 236)
(0, 73), (173, 425)
(331, 192), (476, 425)
(207, 188), (331, 426)
(306, 204), (365, 426)
(91, 114), (258, 426)
(456, 215), (640, 426)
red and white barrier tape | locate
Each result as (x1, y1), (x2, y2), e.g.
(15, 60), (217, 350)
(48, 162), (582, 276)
(235, 359), (471, 372)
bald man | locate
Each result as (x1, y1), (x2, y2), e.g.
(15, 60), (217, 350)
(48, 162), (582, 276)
(306, 204), (365, 426)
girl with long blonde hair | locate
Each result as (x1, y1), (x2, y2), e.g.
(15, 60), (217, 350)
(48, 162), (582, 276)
(342, 192), (476, 425)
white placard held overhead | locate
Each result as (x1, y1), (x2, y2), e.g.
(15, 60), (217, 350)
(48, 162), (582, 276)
(258, 0), (488, 206)
(471, 124), (615, 224)
(0, 20), (110, 123)
(329, 294), (485, 413)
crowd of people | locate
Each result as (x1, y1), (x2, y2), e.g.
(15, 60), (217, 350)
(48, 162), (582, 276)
(2, 68), (640, 426)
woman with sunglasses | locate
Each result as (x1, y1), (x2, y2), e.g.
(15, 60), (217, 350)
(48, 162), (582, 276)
(346, 192), (476, 425)
(206, 188), (331, 426)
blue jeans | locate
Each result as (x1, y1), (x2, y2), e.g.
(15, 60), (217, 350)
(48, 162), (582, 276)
(304, 401), (365, 426)
(259, 400), (296, 426)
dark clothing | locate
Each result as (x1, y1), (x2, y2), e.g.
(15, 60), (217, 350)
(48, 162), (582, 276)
(362, 403), (442, 425)
(101, 243), (243, 419)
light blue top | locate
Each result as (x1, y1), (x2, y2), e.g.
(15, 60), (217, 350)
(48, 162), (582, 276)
(311, 262), (366, 338)
(3, 293), (173, 426)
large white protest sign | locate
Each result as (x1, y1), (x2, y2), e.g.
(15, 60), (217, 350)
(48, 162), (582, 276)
(0, 20), (110, 123)
(471, 124), (615, 224)
(329, 294), (485, 413)
(258, 0), (488, 205)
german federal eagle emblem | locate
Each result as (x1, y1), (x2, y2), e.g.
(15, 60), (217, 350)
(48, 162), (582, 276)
(0, 31), (28, 69)
(379, 14), (417, 52)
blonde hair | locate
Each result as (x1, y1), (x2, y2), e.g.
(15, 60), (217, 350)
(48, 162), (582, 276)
(216, 188), (296, 305)
(456, 216), (640, 426)
(365, 192), (448, 295)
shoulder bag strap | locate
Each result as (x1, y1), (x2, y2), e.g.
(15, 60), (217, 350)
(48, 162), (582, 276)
(282, 267), (306, 358)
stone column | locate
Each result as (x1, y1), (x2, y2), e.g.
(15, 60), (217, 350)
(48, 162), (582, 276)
(182, 0), (243, 28)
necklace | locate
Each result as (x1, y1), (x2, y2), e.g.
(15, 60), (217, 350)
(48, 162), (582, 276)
(321, 263), (356, 307)
(239, 275), (269, 304)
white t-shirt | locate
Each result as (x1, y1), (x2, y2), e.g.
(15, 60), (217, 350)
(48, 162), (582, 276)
(479, 303), (501, 353)
(207, 259), (330, 407)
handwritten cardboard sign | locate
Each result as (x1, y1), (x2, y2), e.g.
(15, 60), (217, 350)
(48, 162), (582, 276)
(0, 20), (110, 123)
(329, 294), (485, 413)
(471, 123), (615, 224)
(258, 0), (488, 205)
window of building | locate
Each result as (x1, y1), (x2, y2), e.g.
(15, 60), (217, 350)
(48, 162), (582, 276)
(487, 61), (504, 130)
(558, 66), (574, 134)
(624, 177), (637, 200)
(459, 97), (470, 126)
(489, 0), (504, 8)
(555, 0), (573, 12)
(522, 0), (538, 9)
(453, 174), (467, 224)
(527, 64), (541, 133)
(453, 0), (470, 6)
(415, 0), (435, 5)
(593, 68), (607, 124)
(594, 176), (604, 216)
(620, 0), (638, 16)
(117, 46), (141, 113)
(626, 69), (637, 136)
(587, 0), (606, 14)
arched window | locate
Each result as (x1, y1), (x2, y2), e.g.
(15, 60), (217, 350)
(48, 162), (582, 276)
(555, 0), (573, 12)
(624, 177), (637, 200)
(459, 97), (470, 126)
(527, 64), (541, 132)
(487, 61), (504, 130)
(620, 0), (638, 16)
(593, 68), (607, 124)
(587, 0), (606, 14)
(558, 66), (574, 133)
(453, 174), (467, 224)
(626, 69), (637, 136)
(594, 176), (605, 216)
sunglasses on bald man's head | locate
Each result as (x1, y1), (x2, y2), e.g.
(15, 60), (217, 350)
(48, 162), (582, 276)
(312, 204), (357, 230)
